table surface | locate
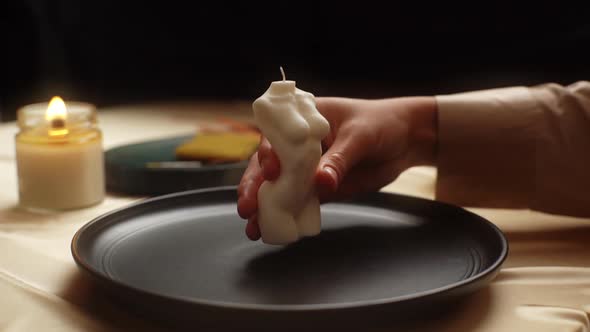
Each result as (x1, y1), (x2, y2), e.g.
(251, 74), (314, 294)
(0, 102), (588, 332)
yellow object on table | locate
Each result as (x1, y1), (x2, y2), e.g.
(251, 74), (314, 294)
(175, 132), (260, 163)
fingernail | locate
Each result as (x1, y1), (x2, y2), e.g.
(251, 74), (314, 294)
(323, 166), (338, 184)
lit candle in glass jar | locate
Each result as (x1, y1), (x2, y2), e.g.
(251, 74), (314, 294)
(15, 96), (105, 211)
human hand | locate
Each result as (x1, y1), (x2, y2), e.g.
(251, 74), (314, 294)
(237, 96), (438, 240)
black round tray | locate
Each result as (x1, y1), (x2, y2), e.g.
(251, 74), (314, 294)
(104, 135), (248, 196)
(71, 187), (507, 330)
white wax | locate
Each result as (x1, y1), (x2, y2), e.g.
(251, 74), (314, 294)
(253, 80), (330, 245)
(16, 139), (105, 210)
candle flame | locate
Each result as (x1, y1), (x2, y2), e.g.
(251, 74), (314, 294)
(46, 96), (67, 121)
(46, 96), (69, 136)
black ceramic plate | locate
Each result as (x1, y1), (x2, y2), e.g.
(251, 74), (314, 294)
(104, 135), (249, 196)
(72, 187), (507, 330)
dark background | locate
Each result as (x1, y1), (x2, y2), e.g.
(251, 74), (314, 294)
(2, 1), (590, 122)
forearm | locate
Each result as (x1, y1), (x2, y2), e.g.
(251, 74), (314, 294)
(434, 81), (590, 217)
(382, 96), (437, 168)
(404, 96), (438, 167)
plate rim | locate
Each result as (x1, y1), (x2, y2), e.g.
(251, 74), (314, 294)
(71, 186), (508, 312)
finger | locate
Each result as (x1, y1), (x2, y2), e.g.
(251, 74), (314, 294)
(237, 177), (262, 219)
(245, 215), (261, 241)
(321, 131), (335, 154)
(315, 98), (338, 151)
(316, 130), (370, 197)
(237, 154), (264, 219)
(257, 138), (280, 181)
(316, 166), (338, 203)
(257, 137), (272, 168)
(238, 153), (259, 195)
(329, 161), (403, 202)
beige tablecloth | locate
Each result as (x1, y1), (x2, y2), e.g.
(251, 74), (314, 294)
(0, 102), (588, 332)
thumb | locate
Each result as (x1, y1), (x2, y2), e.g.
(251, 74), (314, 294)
(316, 134), (366, 196)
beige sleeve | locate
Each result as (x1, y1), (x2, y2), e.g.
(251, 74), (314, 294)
(434, 81), (590, 217)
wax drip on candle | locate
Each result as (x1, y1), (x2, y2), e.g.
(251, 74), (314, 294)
(280, 66), (286, 82)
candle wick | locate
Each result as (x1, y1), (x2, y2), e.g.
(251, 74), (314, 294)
(51, 118), (66, 129)
(280, 66), (286, 82)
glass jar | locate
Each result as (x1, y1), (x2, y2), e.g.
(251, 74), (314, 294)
(15, 99), (105, 211)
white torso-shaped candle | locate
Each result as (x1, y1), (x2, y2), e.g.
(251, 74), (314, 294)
(252, 75), (330, 245)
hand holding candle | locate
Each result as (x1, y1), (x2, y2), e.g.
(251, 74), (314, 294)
(15, 96), (105, 211)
